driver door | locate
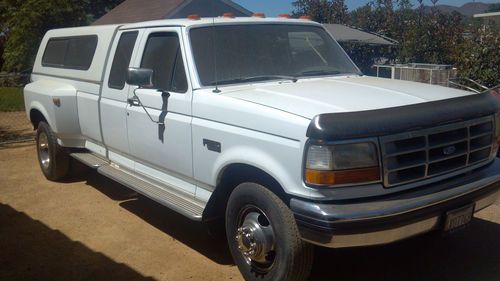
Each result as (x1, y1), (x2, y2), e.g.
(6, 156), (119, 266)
(126, 27), (195, 195)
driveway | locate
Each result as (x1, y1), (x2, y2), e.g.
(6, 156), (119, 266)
(1, 144), (499, 281)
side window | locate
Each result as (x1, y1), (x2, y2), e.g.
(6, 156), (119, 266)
(42, 39), (68, 67)
(141, 32), (187, 93)
(108, 31), (139, 90)
(42, 35), (97, 70)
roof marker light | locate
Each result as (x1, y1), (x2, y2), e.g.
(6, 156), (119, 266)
(299, 15), (312, 20)
(279, 13), (291, 18)
(223, 12), (235, 18)
(187, 14), (201, 20)
(252, 12), (266, 18)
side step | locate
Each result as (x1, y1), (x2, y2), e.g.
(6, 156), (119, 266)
(71, 152), (205, 221)
(70, 152), (109, 168)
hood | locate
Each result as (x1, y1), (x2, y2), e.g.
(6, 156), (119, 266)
(220, 76), (473, 119)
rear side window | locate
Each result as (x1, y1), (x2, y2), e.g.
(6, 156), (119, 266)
(141, 32), (187, 93)
(108, 31), (139, 90)
(42, 35), (98, 70)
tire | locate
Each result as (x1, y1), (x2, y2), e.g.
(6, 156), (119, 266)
(226, 183), (314, 281)
(36, 121), (70, 181)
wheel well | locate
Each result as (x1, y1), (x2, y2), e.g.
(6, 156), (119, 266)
(203, 163), (289, 222)
(29, 109), (47, 130)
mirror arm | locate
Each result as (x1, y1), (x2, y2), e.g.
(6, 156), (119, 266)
(132, 87), (165, 125)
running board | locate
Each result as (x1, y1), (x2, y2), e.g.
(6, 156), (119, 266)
(70, 152), (205, 221)
(70, 152), (109, 168)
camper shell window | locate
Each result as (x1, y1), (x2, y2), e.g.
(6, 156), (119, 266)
(42, 35), (98, 70)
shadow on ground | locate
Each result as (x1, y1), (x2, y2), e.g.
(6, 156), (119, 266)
(83, 170), (234, 265)
(0, 203), (154, 281)
(36, 170), (500, 280)
(0, 127), (34, 144)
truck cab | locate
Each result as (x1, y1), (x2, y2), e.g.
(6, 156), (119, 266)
(24, 16), (500, 281)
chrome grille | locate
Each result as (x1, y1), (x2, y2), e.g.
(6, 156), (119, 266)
(380, 116), (495, 187)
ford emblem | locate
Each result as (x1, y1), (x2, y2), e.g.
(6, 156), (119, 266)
(443, 145), (457, 156)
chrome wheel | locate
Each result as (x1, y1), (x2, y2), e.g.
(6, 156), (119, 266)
(235, 205), (276, 273)
(38, 132), (50, 169)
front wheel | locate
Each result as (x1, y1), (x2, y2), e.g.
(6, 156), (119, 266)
(226, 183), (313, 281)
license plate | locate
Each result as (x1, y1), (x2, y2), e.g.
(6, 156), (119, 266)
(444, 204), (474, 232)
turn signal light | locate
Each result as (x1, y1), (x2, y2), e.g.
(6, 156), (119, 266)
(187, 14), (201, 20)
(305, 167), (380, 186)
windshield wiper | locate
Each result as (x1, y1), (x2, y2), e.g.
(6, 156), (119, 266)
(210, 75), (298, 86)
(296, 70), (343, 77)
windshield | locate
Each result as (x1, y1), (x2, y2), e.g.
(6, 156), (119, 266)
(190, 24), (361, 86)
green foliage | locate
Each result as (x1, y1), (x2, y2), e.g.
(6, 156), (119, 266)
(308, 0), (499, 86)
(292, 0), (349, 24)
(0, 0), (124, 72)
(2, 0), (87, 72)
(455, 27), (500, 88)
(398, 11), (465, 64)
(0, 87), (23, 112)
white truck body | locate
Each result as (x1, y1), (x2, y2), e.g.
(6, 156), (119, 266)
(25, 16), (500, 281)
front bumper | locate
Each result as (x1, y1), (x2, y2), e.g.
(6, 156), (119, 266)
(291, 160), (500, 248)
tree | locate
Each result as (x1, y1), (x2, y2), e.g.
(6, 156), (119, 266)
(292, 0), (349, 24)
(456, 26), (500, 87)
(1, 0), (124, 72)
(292, 0), (334, 23)
(331, 0), (349, 24)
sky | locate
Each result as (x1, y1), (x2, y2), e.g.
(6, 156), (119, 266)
(233, 0), (500, 16)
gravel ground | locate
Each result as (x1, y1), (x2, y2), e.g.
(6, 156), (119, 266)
(0, 144), (499, 281)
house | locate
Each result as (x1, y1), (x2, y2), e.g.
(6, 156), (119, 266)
(93, 0), (252, 25)
(473, 12), (500, 28)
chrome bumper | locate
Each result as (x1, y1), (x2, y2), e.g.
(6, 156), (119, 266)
(291, 160), (500, 248)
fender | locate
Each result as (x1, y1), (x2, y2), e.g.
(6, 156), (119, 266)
(24, 79), (82, 144)
(28, 101), (54, 129)
(212, 144), (304, 198)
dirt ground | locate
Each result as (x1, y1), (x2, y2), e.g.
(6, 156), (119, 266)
(0, 111), (33, 143)
(0, 144), (499, 281)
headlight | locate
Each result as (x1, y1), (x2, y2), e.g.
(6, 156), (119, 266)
(305, 142), (380, 186)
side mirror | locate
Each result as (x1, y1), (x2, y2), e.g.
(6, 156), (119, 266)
(126, 67), (154, 88)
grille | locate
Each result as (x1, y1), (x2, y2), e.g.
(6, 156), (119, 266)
(380, 116), (495, 187)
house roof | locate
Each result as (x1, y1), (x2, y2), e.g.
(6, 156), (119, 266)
(323, 24), (397, 46)
(93, 0), (252, 25)
(473, 12), (500, 18)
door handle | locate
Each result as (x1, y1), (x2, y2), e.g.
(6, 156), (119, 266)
(127, 96), (140, 106)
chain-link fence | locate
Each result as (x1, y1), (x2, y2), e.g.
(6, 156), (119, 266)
(0, 72), (34, 145)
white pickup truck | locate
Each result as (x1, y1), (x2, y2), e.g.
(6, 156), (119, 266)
(24, 15), (500, 281)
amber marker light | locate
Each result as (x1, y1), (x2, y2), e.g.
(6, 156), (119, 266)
(305, 167), (380, 186)
(278, 13), (291, 18)
(299, 15), (312, 20)
(187, 14), (201, 20)
(223, 12), (235, 18)
(252, 12), (266, 18)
